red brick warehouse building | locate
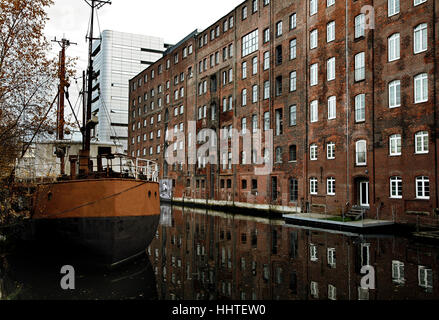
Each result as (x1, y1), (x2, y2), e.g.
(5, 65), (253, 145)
(128, 0), (439, 226)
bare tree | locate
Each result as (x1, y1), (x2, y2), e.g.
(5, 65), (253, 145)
(0, 0), (60, 179)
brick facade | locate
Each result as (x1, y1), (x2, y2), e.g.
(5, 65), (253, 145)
(129, 0), (439, 226)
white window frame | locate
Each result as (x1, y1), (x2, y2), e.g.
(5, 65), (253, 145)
(416, 176), (430, 199)
(327, 177), (336, 196)
(310, 144), (318, 160)
(389, 80), (401, 108)
(414, 23), (427, 54)
(289, 39), (296, 60)
(328, 96), (336, 119)
(414, 73), (428, 103)
(310, 100), (318, 123)
(310, 0), (318, 16)
(388, 33), (400, 62)
(327, 57), (335, 81)
(390, 176), (402, 199)
(310, 63), (318, 86)
(310, 29), (318, 49)
(418, 266), (433, 290)
(389, 134), (402, 156)
(290, 71), (296, 92)
(327, 21), (335, 42)
(356, 140), (367, 165)
(388, 0), (400, 17)
(392, 260), (405, 284)
(310, 178), (318, 195)
(327, 142), (335, 159)
(355, 52), (365, 81)
(310, 244), (318, 261)
(415, 131), (429, 154)
(355, 94), (366, 122)
(355, 14), (365, 38)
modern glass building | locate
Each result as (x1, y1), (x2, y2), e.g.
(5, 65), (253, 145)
(91, 30), (169, 153)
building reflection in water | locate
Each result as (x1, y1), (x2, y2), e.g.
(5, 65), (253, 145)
(149, 205), (438, 300)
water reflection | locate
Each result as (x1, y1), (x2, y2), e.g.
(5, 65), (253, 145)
(149, 205), (439, 300)
(1, 204), (438, 300)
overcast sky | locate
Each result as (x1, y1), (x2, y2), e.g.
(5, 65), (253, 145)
(45, 0), (244, 72)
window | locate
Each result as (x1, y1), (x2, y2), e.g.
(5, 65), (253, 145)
(242, 117), (247, 134)
(275, 76), (282, 96)
(356, 140), (367, 165)
(418, 266), (433, 291)
(327, 57), (335, 81)
(289, 178), (298, 201)
(310, 244), (318, 261)
(310, 29), (318, 49)
(228, 96), (233, 110)
(252, 85), (258, 103)
(242, 6), (248, 19)
(310, 281), (319, 298)
(289, 39), (296, 60)
(355, 94), (365, 122)
(242, 89), (247, 106)
(355, 14), (365, 38)
(309, 144), (318, 162)
(275, 109), (283, 135)
(392, 260), (405, 284)
(327, 0), (335, 6)
(328, 96), (336, 119)
(327, 21), (335, 42)
(276, 21), (283, 37)
(289, 71), (296, 92)
(275, 45), (282, 65)
(388, 33), (400, 61)
(252, 56), (258, 75)
(415, 131), (429, 154)
(327, 142), (335, 159)
(229, 16), (234, 28)
(328, 285), (337, 300)
(310, 100), (318, 123)
(414, 23), (428, 54)
(327, 248), (336, 267)
(389, 80), (401, 108)
(310, 63), (318, 86)
(389, 134), (401, 156)
(289, 145), (297, 162)
(416, 177), (430, 199)
(327, 177), (336, 195)
(310, 0), (317, 16)
(263, 28), (270, 43)
(264, 112), (270, 131)
(414, 73), (428, 103)
(290, 13), (296, 30)
(264, 81), (270, 99)
(388, 0), (400, 16)
(275, 147), (282, 163)
(289, 105), (296, 126)
(390, 176), (402, 198)
(242, 30), (258, 57)
(355, 52), (365, 81)
(414, 0), (427, 5)
(263, 51), (270, 70)
(252, 115), (258, 133)
(242, 61), (247, 79)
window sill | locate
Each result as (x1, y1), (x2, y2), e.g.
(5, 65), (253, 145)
(390, 197), (402, 200)
(415, 152), (429, 155)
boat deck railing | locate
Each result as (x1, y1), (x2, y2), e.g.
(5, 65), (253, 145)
(14, 154), (159, 183)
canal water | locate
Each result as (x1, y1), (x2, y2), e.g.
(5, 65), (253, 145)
(0, 204), (438, 300)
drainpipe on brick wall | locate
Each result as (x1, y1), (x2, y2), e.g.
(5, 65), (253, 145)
(268, 0), (274, 208)
(232, 8), (238, 206)
(433, 0), (438, 210)
(194, 35), (199, 200)
(304, 0), (310, 212)
(345, 0), (351, 210)
(371, 0), (376, 211)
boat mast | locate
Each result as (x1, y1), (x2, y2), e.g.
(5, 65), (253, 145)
(52, 37), (76, 175)
(84, 0), (112, 152)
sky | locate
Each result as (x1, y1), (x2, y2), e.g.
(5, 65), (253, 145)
(44, 0), (244, 74)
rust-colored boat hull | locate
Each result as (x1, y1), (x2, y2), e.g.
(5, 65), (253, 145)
(31, 179), (160, 267)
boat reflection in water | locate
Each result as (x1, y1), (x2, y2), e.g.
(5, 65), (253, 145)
(149, 206), (439, 300)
